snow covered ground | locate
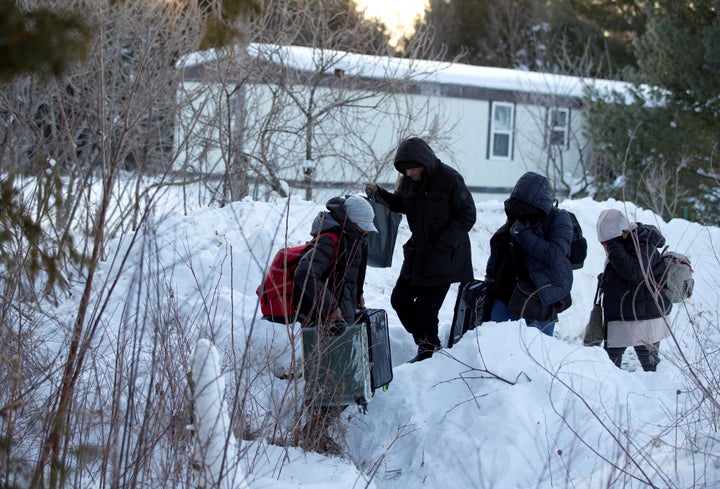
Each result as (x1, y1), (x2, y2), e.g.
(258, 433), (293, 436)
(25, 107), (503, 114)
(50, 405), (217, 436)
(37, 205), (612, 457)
(62, 190), (720, 488)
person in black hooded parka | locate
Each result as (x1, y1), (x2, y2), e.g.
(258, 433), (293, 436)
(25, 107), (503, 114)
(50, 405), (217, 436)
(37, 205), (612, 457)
(367, 137), (476, 362)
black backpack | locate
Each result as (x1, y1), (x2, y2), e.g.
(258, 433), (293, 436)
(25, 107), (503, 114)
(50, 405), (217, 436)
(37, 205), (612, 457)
(545, 201), (587, 270)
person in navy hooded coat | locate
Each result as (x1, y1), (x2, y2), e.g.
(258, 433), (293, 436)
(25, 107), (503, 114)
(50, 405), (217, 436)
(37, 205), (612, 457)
(596, 208), (671, 371)
(485, 171), (573, 336)
(367, 137), (476, 362)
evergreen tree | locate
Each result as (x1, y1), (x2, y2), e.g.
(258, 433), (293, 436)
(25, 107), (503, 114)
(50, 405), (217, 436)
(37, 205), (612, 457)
(544, 0), (641, 77)
(419, 0), (540, 67)
(416, 0), (641, 76)
(196, 0), (262, 49)
(586, 0), (720, 224)
(0, 0), (92, 81)
(0, 1), (90, 304)
(635, 0), (720, 114)
(256, 0), (392, 54)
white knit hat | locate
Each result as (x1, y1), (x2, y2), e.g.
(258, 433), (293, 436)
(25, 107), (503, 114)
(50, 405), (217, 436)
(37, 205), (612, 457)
(596, 209), (630, 242)
(344, 195), (378, 233)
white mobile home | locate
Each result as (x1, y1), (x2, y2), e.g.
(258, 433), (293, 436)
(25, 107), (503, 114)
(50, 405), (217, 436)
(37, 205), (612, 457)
(178, 44), (624, 203)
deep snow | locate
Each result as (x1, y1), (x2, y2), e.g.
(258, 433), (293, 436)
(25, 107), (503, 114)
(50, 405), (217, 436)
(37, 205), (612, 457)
(91, 191), (720, 488)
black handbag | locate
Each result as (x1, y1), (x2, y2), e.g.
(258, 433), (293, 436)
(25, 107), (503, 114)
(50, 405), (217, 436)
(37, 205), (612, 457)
(366, 195), (401, 268)
(508, 280), (554, 322)
(582, 276), (605, 346)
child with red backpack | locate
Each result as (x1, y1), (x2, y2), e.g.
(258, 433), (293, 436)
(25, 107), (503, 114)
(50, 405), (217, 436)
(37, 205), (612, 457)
(294, 195), (377, 328)
(257, 195), (377, 326)
(292, 195), (377, 454)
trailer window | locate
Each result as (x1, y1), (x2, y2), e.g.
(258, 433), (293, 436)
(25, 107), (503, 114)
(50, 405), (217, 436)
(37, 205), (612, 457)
(490, 102), (514, 159)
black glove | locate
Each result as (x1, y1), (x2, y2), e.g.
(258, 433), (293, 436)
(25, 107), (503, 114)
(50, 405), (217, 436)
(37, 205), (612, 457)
(510, 219), (529, 239)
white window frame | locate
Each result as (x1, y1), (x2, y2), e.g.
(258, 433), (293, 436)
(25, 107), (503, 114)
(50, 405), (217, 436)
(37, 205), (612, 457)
(489, 101), (514, 160)
(547, 107), (570, 150)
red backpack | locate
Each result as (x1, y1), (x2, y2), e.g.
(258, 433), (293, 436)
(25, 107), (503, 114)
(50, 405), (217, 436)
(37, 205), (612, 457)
(256, 232), (340, 324)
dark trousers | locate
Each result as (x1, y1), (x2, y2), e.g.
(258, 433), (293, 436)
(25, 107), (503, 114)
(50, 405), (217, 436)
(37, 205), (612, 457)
(391, 275), (450, 351)
(605, 342), (660, 372)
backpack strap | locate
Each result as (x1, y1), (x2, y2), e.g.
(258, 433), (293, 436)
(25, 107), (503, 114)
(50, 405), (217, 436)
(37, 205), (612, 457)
(542, 201), (559, 236)
(307, 231), (341, 269)
(294, 231), (342, 323)
(317, 231), (341, 252)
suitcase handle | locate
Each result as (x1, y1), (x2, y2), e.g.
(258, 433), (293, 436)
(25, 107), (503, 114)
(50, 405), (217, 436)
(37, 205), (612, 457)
(307, 322), (347, 336)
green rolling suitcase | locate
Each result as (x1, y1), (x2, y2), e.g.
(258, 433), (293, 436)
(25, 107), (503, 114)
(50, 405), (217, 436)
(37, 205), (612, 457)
(301, 323), (372, 410)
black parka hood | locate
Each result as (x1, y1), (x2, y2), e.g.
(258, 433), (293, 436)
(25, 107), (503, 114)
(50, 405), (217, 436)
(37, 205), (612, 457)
(393, 137), (439, 177)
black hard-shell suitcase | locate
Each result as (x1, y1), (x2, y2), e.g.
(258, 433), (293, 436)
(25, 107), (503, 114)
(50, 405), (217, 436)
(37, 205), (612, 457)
(447, 280), (488, 348)
(356, 308), (393, 393)
(301, 324), (372, 409)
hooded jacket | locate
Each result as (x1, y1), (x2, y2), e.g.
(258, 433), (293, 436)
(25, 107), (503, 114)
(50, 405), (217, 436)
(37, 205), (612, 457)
(486, 171), (573, 307)
(602, 223), (671, 322)
(375, 138), (476, 286)
(294, 197), (368, 324)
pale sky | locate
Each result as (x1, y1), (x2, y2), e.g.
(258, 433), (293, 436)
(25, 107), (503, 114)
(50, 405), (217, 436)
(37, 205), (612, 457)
(356, 0), (428, 43)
